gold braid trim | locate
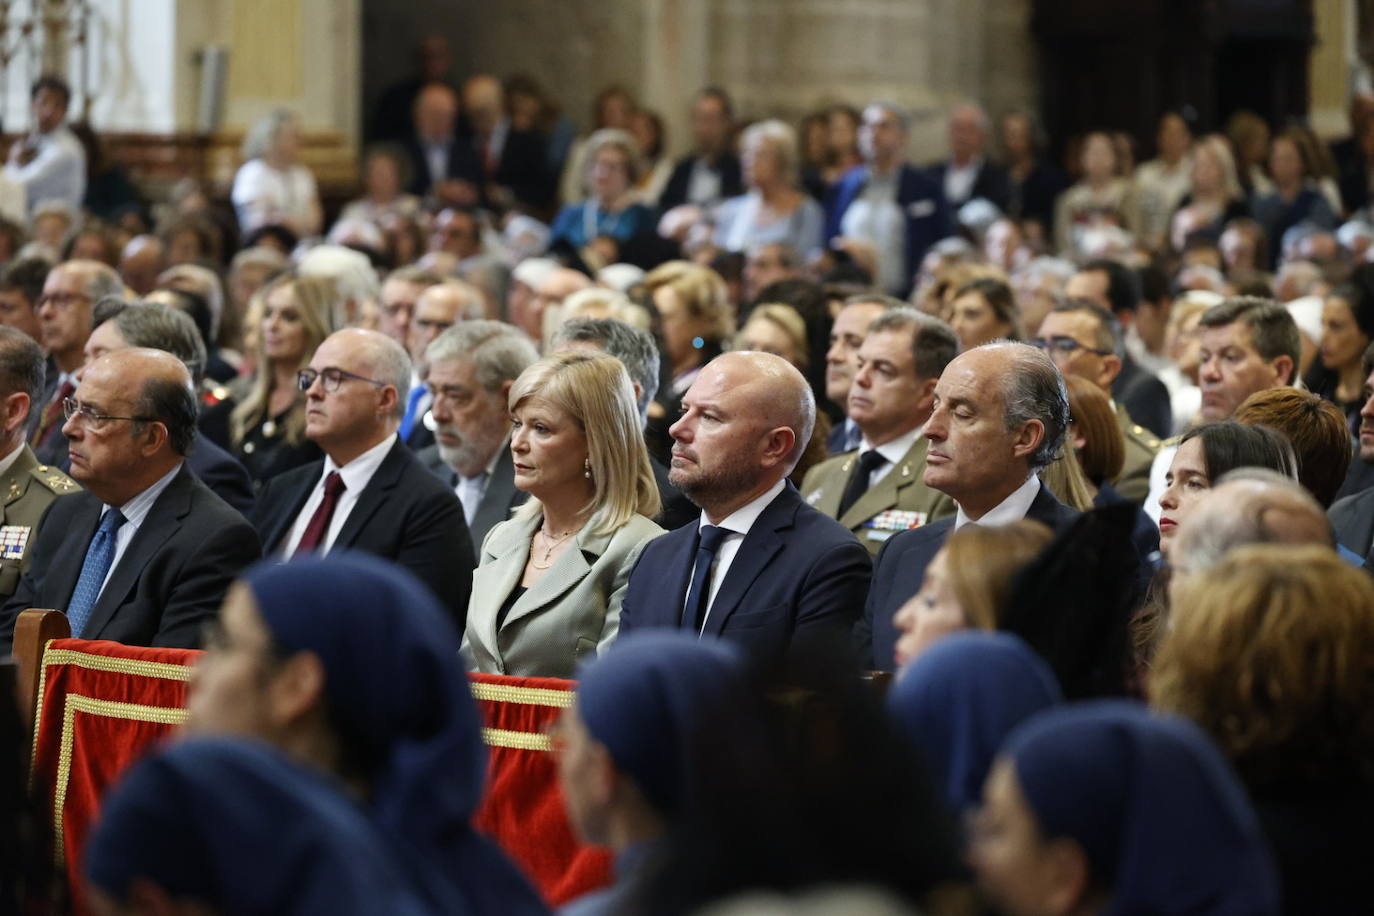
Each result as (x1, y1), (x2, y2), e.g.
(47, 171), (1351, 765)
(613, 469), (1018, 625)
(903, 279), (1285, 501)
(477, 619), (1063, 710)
(27, 638), (57, 792)
(52, 695), (189, 868)
(41, 649), (194, 682)
(470, 681), (574, 709)
(482, 727), (554, 753)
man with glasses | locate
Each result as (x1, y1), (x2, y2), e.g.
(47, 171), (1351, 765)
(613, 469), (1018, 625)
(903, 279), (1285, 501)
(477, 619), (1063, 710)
(250, 328), (473, 626)
(376, 266), (441, 349)
(30, 259), (123, 465)
(400, 279), (483, 451)
(1032, 300), (1160, 502)
(417, 320), (536, 559)
(0, 347), (260, 649)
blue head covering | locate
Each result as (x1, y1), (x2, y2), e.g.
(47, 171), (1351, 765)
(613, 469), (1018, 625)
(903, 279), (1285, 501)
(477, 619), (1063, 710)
(576, 631), (747, 815)
(1003, 701), (1281, 916)
(243, 553), (546, 916)
(85, 738), (437, 915)
(887, 632), (1062, 814)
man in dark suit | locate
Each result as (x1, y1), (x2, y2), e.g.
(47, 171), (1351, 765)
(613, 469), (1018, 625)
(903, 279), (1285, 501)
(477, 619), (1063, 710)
(827, 102), (952, 297)
(251, 329), (473, 625)
(398, 83), (482, 206)
(1065, 259), (1172, 439)
(80, 299), (255, 515)
(459, 74), (552, 212)
(416, 320), (538, 558)
(619, 352), (872, 664)
(925, 102), (1009, 212)
(859, 342), (1079, 671)
(658, 88), (743, 210)
(551, 316), (698, 530)
(0, 348), (261, 649)
(1331, 347), (1374, 558)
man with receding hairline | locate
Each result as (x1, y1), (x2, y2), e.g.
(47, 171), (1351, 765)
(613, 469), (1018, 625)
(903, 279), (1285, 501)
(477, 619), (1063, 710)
(250, 328), (473, 626)
(619, 351), (871, 664)
(0, 347), (260, 648)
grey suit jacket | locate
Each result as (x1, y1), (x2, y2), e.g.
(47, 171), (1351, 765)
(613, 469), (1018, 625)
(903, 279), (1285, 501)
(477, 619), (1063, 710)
(418, 442), (528, 560)
(1330, 484), (1374, 557)
(800, 436), (955, 556)
(462, 511), (664, 678)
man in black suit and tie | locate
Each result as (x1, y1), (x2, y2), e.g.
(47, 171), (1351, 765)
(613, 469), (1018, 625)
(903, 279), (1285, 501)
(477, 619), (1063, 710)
(417, 320), (538, 558)
(618, 352), (872, 664)
(459, 74), (552, 212)
(658, 87), (743, 210)
(925, 102), (1009, 212)
(400, 83), (482, 207)
(858, 342), (1079, 671)
(0, 348), (261, 649)
(251, 329), (473, 625)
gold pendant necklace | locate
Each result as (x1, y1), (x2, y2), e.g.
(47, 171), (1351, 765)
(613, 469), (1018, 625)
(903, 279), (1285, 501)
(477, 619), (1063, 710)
(530, 525), (575, 570)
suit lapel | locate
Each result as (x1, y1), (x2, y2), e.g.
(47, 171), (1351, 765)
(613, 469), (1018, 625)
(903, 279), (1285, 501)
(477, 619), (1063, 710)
(332, 440), (406, 548)
(472, 447), (522, 538)
(50, 495), (102, 608)
(264, 467), (320, 552)
(811, 455), (852, 518)
(83, 466), (192, 639)
(657, 524), (701, 628)
(502, 526), (613, 630)
(839, 438), (933, 529)
(704, 490), (794, 636)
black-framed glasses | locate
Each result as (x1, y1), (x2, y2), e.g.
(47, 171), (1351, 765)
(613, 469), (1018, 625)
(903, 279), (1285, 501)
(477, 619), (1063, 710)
(62, 397), (157, 428)
(297, 367), (387, 393)
(1028, 335), (1114, 358)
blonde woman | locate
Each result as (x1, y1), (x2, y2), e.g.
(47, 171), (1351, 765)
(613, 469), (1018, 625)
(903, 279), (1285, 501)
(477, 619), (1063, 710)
(464, 351), (664, 678)
(713, 119), (825, 258)
(734, 302), (809, 371)
(199, 273), (340, 486)
(230, 109), (322, 237)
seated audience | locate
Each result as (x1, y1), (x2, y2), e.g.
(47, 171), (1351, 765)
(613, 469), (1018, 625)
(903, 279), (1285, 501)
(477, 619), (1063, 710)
(1233, 386), (1351, 510)
(340, 143), (423, 225)
(1154, 545), (1374, 914)
(1303, 272), (1374, 425)
(970, 702), (1279, 916)
(0, 348), (261, 648)
(251, 328), (472, 625)
(549, 129), (654, 255)
(888, 631), (1062, 815)
(1157, 421), (1297, 557)
(947, 277), (1020, 350)
(714, 120), (825, 259)
(231, 109), (322, 238)
(0, 256), (50, 343)
(890, 520), (1052, 668)
(734, 303), (809, 372)
(620, 352), (871, 665)
(464, 350), (663, 678)
(1131, 111), (1194, 248)
(1252, 129), (1339, 268)
(658, 88), (742, 211)
(186, 553), (546, 915)
(1168, 134), (1249, 251)
(1054, 131), (1132, 256)
(928, 102), (1009, 211)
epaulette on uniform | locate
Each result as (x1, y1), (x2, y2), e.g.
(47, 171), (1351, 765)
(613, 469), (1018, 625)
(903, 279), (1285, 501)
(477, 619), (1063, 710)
(31, 465), (78, 494)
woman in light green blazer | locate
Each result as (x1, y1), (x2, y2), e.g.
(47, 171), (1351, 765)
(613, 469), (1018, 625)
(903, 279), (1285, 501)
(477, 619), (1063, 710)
(463, 350), (664, 678)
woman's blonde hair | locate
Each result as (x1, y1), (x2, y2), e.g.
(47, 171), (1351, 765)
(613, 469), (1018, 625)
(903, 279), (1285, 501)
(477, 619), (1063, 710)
(1195, 134), (1243, 202)
(740, 119), (801, 187)
(942, 519), (1054, 630)
(509, 350), (660, 534)
(644, 260), (735, 343)
(1038, 442), (1096, 511)
(229, 272), (341, 447)
(736, 302), (809, 369)
(581, 128), (642, 195)
(1063, 376), (1124, 486)
(1153, 544), (1374, 789)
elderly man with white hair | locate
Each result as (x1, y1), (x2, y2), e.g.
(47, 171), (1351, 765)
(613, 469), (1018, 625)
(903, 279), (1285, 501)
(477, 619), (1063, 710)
(925, 101), (1009, 211)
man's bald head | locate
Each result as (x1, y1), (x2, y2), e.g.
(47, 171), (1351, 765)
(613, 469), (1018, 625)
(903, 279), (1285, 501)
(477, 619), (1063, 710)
(414, 83), (458, 143)
(462, 74), (504, 132)
(714, 351), (815, 467)
(522, 268), (592, 342)
(1171, 469), (1334, 578)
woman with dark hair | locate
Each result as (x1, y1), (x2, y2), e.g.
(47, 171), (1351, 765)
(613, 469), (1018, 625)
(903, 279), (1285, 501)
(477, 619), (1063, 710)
(999, 110), (1068, 244)
(1304, 268), (1374, 427)
(341, 144), (421, 224)
(630, 109), (673, 205)
(1251, 130), (1339, 268)
(1156, 420), (1297, 557)
(947, 276), (1021, 350)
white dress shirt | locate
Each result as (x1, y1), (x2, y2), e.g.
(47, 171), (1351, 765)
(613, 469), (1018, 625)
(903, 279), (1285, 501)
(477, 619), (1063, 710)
(685, 157), (724, 205)
(857, 426), (923, 489)
(455, 437), (507, 525)
(4, 123), (85, 213)
(944, 156), (983, 205)
(840, 167), (907, 294)
(954, 474), (1040, 530)
(280, 435), (396, 556)
(98, 462), (184, 594)
(686, 477), (787, 632)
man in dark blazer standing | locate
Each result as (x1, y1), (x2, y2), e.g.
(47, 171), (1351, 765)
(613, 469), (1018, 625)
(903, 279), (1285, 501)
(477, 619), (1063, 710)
(251, 329), (473, 626)
(399, 83), (482, 205)
(924, 102), (1010, 212)
(658, 88), (743, 211)
(859, 342), (1080, 671)
(619, 352), (871, 665)
(0, 348), (261, 649)
(416, 320), (538, 558)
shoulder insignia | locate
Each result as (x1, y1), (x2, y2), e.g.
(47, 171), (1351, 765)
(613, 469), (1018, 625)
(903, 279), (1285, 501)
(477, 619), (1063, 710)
(1130, 425), (1161, 448)
(32, 466), (78, 494)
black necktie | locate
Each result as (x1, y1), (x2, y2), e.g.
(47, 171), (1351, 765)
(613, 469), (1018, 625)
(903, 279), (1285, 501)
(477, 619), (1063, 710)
(837, 450), (889, 517)
(683, 525), (730, 633)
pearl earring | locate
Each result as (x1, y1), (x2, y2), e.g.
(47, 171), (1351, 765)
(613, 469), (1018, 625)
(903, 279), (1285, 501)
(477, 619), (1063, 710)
(584, 458), (592, 479)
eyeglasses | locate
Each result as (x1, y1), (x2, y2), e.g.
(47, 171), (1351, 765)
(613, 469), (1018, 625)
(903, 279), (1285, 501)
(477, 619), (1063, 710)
(297, 366), (387, 393)
(62, 397), (156, 429)
(1028, 335), (1114, 358)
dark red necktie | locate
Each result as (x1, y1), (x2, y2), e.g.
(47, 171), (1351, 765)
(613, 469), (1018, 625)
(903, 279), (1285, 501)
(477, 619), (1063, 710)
(32, 379), (74, 448)
(293, 472), (346, 556)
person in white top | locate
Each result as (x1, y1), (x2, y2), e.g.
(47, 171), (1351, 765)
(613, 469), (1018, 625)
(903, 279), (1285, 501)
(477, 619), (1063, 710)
(231, 109), (322, 238)
(4, 75), (85, 216)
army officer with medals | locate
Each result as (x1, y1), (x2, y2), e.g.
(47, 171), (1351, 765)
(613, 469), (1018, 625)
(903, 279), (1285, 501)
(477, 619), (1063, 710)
(0, 327), (78, 597)
(802, 308), (957, 555)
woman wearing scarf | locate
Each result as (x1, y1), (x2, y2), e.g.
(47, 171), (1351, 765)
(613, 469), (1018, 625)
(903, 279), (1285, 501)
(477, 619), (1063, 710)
(887, 632), (1062, 817)
(186, 552), (547, 915)
(968, 701), (1280, 916)
(86, 738), (440, 915)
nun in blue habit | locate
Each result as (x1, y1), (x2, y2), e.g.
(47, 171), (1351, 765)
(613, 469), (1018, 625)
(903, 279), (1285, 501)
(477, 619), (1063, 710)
(231, 553), (547, 915)
(85, 737), (440, 915)
(970, 701), (1281, 916)
(886, 631), (1063, 816)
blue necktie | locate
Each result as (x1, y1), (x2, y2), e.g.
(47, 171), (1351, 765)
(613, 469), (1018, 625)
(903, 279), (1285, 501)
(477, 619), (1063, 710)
(683, 524), (729, 633)
(399, 385), (426, 439)
(67, 508), (127, 638)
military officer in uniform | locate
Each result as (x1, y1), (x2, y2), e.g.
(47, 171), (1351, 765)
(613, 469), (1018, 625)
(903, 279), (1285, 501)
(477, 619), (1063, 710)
(803, 308), (958, 555)
(0, 326), (78, 597)
(1033, 300), (1159, 503)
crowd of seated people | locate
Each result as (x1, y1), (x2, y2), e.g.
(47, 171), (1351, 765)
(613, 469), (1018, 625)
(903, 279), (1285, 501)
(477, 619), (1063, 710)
(1, 52), (1374, 913)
